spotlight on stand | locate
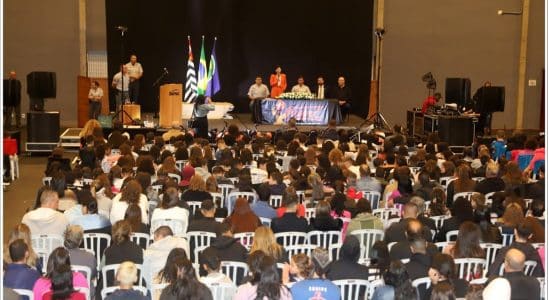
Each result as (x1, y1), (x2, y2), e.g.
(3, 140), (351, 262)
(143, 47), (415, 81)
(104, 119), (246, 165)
(421, 72), (437, 96)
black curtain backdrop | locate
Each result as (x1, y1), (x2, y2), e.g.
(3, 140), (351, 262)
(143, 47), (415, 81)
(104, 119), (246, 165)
(106, 0), (373, 118)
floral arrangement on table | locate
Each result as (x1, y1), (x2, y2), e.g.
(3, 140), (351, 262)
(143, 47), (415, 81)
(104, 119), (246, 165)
(277, 92), (314, 100)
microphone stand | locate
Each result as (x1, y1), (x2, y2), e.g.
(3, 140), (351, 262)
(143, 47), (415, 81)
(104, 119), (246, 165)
(152, 69), (169, 119)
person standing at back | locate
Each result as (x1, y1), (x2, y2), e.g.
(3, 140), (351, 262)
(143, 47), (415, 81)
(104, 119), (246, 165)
(3, 70), (21, 129)
(125, 54), (143, 103)
(269, 66), (287, 98)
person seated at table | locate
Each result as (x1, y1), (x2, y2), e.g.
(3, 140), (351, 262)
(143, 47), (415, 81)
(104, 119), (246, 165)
(332, 76), (352, 120)
(291, 76), (311, 94)
(421, 92), (442, 113)
(248, 76), (270, 112)
(313, 75), (329, 99)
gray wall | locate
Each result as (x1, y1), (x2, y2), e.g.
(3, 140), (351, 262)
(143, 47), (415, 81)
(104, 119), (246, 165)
(3, 0), (80, 127)
(86, 0), (107, 52)
(380, 0), (545, 130)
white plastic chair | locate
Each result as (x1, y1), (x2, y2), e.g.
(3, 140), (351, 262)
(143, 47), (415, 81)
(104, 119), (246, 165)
(150, 218), (187, 236)
(275, 232), (308, 247)
(296, 190), (306, 204)
(42, 176), (53, 186)
(498, 260), (538, 276)
(360, 191), (382, 210)
(72, 264), (92, 289)
(329, 243), (343, 261)
(435, 242), (453, 252)
(431, 215), (451, 230)
(440, 177), (456, 191)
(220, 261), (249, 285)
(13, 288), (34, 300)
(454, 258), (486, 280)
(208, 281), (237, 300)
(384, 217), (401, 230)
(306, 231), (341, 249)
(187, 201), (202, 215)
(210, 192), (225, 208)
(218, 184), (235, 203)
(227, 191), (257, 213)
(470, 277), (488, 285)
(31, 234), (64, 256)
(100, 286), (148, 299)
(480, 243), (503, 272)
(387, 242), (397, 252)
(82, 233), (111, 271)
(538, 277), (545, 300)
(333, 279), (374, 300)
(269, 195), (283, 208)
(234, 232), (255, 250)
(305, 208), (316, 221)
(498, 227), (514, 246)
(453, 191), (477, 202)
(472, 177), (485, 183)
(175, 160), (188, 171)
(446, 230), (459, 241)
(350, 229), (385, 260)
(167, 173), (181, 183)
(259, 217), (272, 227)
(372, 208), (400, 222)
(187, 231), (217, 253)
(412, 277), (431, 291)
(531, 243), (544, 250)
(285, 244), (317, 258)
(193, 245), (208, 265)
(130, 232), (152, 249)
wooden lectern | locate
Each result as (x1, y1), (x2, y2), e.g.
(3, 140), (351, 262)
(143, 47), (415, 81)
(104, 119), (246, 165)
(159, 83), (183, 128)
(122, 104), (141, 125)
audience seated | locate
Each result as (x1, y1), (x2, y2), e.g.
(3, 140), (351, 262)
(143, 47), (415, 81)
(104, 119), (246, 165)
(142, 226), (190, 289)
(105, 262), (147, 300)
(250, 183), (277, 219)
(71, 197), (111, 232)
(160, 257), (213, 300)
(32, 247), (89, 299)
(326, 235), (369, 280)
(150, 187), (189, 233)
(4, 224), (42, 272)
(501, 248), (541, 300)
(271, 193), (308, 233)
(290, 248), (341, 299)
(404, 234), (431, 280)
(308, 200), (343, 232)
(187, 199), (223, 234)
(234, 253), (291, 299)
(223, 197), (261, 234)
(249, 226), (288, 263)
(3, 239), (41, 296)
(385, 202), (433, 243)
(474, 162), (506, 195)
(426, 253), (469, 298)
(21, 189), (69, 236)
(389, 219), (439, 261)
(124, 203), (150, 234)
(63, 225), (97, 280)
(482, 277), (511, 300)
(372, 261), (417, 300)
(103, 220), (143, 278)
(199, 223), (248, 275)
(110, 180), (149, 225)
(443, 221), (485, 260)
(436, 197), (474, 242)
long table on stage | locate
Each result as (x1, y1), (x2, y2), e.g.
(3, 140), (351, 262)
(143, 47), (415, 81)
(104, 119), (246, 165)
(254, 98), (343, 125)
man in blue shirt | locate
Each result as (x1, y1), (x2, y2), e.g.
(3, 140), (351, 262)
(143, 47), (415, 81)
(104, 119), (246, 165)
(3, 239), (41, 297)
(251, 183), (277, 219)
(291, 248), (341, 300)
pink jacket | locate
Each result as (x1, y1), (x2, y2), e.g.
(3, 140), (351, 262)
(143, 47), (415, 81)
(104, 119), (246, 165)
(33, 272), (88, 299)
(331, 210), (352, 240)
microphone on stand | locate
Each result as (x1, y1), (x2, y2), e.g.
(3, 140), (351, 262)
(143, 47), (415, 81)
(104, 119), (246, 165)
(163, 67), (169, 74)
(115, 26), (128, 31)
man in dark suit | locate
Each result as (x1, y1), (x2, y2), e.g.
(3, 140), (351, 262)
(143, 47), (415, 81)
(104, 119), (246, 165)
(3, 70), (22, 129)
(271, 194), (308, 233)
(389, 219), (439, 261)
(502, 248), (541, 300)
(313, 76), (329, 99)
(384, 202), (433, 243)
(331, 76), (352, 120)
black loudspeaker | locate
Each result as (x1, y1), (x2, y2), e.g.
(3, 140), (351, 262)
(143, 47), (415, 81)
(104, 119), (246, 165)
(27, 72), (56, 98)
(445, 78), (471, 108)
(27, 112), (60, 143)
(438, 116), (476, 146)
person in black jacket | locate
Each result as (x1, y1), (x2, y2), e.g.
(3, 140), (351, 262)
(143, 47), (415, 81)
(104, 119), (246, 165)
(474, 162), (506, 195)
(487, 221), (544, 277)
(385, 202), (433, 244)
(103, 220), (143, 288)
(436, 197), (474, 242)
(187, 199), (223, 235)
(501, 248), (541, 300)
(307, 200), (342, 232)
(198, 223), (247, 276)
(326, 235), (369, 281)
(271, 194), (308, 233)
(403, 234), (432, 281)
(389, 219), (439, 261)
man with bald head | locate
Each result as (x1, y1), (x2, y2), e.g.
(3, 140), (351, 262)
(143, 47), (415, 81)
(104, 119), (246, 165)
(21, 189), (68, 236)
(3, 70), (22, 129)
(502, 248), (540, 300)
(389, 218), (439, 261)
(384, 202), (434, 243)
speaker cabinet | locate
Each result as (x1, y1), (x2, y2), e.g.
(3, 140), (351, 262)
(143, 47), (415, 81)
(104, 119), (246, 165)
(27, 72), (56, 98)
(445, 78), (471, 108)
(438, 116), (477, 146)
(27, 111), (60, 143)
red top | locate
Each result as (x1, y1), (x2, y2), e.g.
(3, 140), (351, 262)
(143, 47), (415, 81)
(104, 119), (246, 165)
(421, 96), (437, 113)
(276, 204), (305, 218)
(42, 291), (86, 300)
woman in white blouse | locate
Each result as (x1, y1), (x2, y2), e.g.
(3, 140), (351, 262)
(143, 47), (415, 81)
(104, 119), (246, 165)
(150, 186), (189, 234)
(88, 80), (103, 120)
(110, 179), (149, 225)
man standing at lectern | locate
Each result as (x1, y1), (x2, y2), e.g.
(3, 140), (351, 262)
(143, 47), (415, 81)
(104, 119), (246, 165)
(125, 54), (143, 103)
(112, 65), (130, 117)
(3, 70), (21, 129)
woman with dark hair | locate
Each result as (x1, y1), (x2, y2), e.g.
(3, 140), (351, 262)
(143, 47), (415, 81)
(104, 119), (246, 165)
(151, 187), (189, 233)
(372, 261), (417, 300)
(136, 155), (155, 176)
(308, 200), (343, 232)
(159, 257), (213, 300)
(124, 204), (149, 234)
(235, 255), (291, 299)
(446, 164), (476, 207)
(436, 197), (474, 242)
(155, 248), (188, 286)
(32, 247), (89, 299)
(72, 197), (111, 232)
(104, 220), (143, 266)
(91, 174), (114, 217)
(191, 95), (215, 139)
(426, 253), (469, 299)
(223, 197), (261, 234)
(440, 161), (456, 178)
(430, 187), (450, 217)
(473, 205), (503, 243)
(430, 282), (456, 300)
(443, 221), (485, 259)
(110, 179), (148, 225)
(330, 192), (351, 238)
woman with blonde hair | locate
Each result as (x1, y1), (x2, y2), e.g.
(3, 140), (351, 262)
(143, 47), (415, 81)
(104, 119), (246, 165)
(181, 174), (212, 202)
(250, 226), (288, 263)
(3, 223), (41, 271)
(282, 253), (315, 285)
(79, 119), (102, 138)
